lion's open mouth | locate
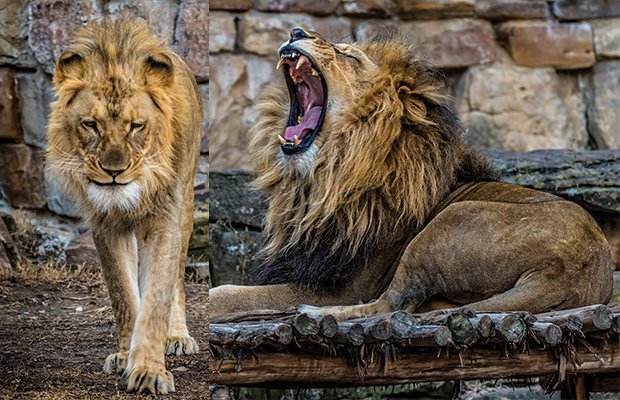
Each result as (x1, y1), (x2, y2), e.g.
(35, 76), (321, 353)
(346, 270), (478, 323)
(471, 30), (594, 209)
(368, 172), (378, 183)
(277, 47), (327, 155)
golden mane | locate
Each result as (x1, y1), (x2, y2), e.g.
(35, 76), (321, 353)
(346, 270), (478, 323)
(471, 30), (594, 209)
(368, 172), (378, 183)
(248, 35), (496, 291)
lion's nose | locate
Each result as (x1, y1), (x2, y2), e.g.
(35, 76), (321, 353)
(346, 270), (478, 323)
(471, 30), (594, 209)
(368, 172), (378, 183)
(290, 27), (309, 43)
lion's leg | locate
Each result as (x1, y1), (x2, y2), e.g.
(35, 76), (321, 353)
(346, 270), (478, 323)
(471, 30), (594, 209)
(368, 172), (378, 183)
(122, 218), (181, 395)
(166, 186), (199, 356)
(210, 283), (361, 315)
(92, 230), (139, 375)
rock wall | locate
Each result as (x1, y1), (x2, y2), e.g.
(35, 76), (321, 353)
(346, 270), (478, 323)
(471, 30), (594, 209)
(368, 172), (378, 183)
(209, 0), (620, 169)
(0, 0), (209, 218)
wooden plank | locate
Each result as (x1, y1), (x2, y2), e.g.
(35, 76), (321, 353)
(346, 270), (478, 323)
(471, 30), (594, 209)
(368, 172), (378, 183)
(209, 344), (620, 387)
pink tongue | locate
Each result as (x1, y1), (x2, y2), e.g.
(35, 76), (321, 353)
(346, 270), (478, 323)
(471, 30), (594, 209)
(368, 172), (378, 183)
(283, 106), (322, 142)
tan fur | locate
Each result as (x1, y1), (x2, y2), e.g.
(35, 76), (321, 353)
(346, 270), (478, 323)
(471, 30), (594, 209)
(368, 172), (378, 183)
(209, 29), (613, 320)
(46, 19), (202, 394)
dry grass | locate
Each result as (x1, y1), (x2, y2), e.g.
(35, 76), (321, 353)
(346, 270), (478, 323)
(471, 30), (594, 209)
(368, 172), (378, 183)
(0, 261), (103, 290)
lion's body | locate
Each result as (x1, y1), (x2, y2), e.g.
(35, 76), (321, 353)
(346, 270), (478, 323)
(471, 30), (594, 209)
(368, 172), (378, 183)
(209, 29), (613, 320)
(47, 20), (201, 394)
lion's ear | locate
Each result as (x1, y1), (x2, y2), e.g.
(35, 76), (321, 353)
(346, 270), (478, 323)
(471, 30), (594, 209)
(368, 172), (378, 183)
(54, 51), (84, 85)
(143, 53), (174, 87)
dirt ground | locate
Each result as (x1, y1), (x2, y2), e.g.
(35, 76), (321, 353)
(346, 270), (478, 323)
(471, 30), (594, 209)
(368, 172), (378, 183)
(0, 265), (210, 400)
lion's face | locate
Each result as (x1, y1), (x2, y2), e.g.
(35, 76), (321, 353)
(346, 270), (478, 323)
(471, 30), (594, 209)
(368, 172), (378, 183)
(274, 27), (378, 172)
(58, 85), (166, 212)
(47, 24), (178, 217)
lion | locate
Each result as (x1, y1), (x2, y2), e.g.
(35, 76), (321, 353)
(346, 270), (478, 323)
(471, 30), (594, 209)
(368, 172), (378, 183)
(209, 27), (613, 321)
(46, 20), (201, 394)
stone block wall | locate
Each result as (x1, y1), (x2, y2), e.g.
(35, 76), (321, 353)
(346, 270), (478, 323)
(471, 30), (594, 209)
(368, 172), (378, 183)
(0, 0), (209, 218)
(209, 0), (620, 169)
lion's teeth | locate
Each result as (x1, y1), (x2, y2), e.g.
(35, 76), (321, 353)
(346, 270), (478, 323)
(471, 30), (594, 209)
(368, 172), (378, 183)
(296, 55), (308, 70)
(278, 135), (286, 145)
(294, 135), (301, 146)
(311, 68), (318, 76)
(297, 116), (302, 124)
(276, 57), (285, 71)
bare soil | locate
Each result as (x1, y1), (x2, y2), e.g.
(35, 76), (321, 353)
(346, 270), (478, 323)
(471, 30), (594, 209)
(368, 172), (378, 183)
(0, 266), (210, 399)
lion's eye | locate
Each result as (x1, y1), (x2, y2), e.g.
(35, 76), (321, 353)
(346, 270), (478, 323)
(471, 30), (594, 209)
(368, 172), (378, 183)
(130, 122), (145, 131)
(82, 120), (97, 129)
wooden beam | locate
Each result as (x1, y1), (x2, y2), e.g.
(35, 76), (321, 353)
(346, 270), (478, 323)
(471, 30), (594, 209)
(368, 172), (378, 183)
(209, 344), (620, 387)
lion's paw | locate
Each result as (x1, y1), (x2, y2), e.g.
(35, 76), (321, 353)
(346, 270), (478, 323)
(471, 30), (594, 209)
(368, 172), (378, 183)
(166, 335), (199, 356)
(123, 365), (175, 394)
(103, 352), (128, 375)
(298, 304), (321, 315)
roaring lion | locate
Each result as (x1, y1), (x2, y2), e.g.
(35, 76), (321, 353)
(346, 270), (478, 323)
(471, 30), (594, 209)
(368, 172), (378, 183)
(209, 28), (613, 320)
(46, 20), (201, 394)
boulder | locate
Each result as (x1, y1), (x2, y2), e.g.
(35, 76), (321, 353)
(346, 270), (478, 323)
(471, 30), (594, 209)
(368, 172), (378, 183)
(552, 0), (620, 20)
(15, 70), (54, 149)
(357, 19), (496, 68)
(104, 0), (179, 45)
(65, 232), (99, 269)
(174, 0), (208, 82)
(0, 68), (22, 141)
(337, 0), (394, 17)
(28, 0), (103, 74)
(238, 12), (352, 56)
(210, 0), (254, 11)
(210, 12), (236, 53)
(0, 0), (36, 68)
(499, 21), (595, 69)
(475, 0), (550, 20)
(255, 0), (340, 16)
(392, 0), (475, 19)
(587, 61), (620, 149)
(590, 18), (620, 58)
(0, 144), (46, 209)
(455, 62), (587, 152)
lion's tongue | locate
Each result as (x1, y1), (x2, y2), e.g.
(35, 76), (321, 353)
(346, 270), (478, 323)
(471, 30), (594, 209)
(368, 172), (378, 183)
(284, 105), (322, 142)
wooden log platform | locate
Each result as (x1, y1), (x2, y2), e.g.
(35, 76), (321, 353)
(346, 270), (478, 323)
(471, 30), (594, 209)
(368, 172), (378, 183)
(209, 303), (620, 393)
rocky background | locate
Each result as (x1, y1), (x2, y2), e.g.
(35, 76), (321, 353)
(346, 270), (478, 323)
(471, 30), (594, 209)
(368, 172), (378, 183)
(209, 0), (620, 169)
(208, 0), (620, 288)
(0, 0), (209, 273)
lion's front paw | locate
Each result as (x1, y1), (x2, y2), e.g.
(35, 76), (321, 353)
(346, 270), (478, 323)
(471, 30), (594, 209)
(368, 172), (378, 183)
(103, 351), (128, 375)
(298, 304), (321, 315)
(123, 365), (175, 394)
(166, 335), (199, 356)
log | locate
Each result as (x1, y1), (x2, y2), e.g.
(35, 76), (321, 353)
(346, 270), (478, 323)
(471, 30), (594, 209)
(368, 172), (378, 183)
(445, 313), (478, 345)
(352, 311), (417, 341)
(414, 308), (476, 325)
(530, 322), (563, 346)
(209, 308), (297, 324)
(210, 322), (293, 347)
(496, 314), (527, 342)
(468, 313), (527, 342)
(470, 315), (494, 338)
(209, 343), (620, 386)
(400, 325), (453, 347)
(537, 304), (615, 332)
(292, 313), (320, 336)
(333, 322), (365, 346)
(318, 315), (338, 338)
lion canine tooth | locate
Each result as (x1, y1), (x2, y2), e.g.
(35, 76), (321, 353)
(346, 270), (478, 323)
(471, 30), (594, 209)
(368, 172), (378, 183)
(276, 57), (285, 70)
(297, 116), (302, 124)
(294, 135), (301, 146)
(311, 68), (318, 76)
(278, 135), (286, 145)
(296, 55), (308, 70)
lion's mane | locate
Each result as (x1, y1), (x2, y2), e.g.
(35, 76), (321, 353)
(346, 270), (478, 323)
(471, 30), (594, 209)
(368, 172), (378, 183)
(46, 19), (201, 231)
(248, 34), (496, 293)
